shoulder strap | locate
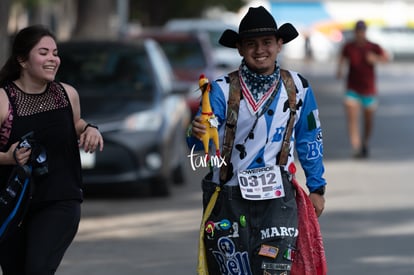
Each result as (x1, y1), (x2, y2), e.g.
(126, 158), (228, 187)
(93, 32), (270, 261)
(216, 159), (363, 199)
(219, 71), (241, 184)
(279, 69), (297, 166)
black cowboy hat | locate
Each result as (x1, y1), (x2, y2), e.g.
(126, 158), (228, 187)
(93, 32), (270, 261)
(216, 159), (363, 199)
(219, 6), (299, 48)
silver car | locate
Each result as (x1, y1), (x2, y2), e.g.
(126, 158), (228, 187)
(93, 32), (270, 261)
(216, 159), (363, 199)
(57, 39), (191, 197)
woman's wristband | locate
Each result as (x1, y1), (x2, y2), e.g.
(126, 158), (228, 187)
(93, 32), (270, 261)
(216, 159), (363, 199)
(83, 123), (99, 132)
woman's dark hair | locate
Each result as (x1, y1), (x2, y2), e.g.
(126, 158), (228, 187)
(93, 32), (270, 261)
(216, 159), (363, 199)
(0, 25), (56, 86)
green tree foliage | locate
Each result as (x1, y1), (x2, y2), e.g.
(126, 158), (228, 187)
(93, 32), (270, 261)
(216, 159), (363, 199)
(130, 0), (245, 26)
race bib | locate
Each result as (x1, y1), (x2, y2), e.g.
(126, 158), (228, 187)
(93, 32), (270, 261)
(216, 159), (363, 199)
(237, 165), (285, 200)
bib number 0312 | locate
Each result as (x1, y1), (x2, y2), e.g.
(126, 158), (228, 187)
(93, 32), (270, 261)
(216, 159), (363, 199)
(237, 165), (285, 200)
(239, 173), (277, 187)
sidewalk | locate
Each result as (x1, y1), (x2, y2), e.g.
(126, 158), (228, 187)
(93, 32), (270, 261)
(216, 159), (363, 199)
(301, 159), (414, 213)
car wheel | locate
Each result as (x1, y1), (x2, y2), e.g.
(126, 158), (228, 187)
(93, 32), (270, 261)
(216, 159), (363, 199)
(172, 162), (187, 185)
(124, 181), (152, 198)
(150, 176), (171, 197)
(171, 132), (189, 186)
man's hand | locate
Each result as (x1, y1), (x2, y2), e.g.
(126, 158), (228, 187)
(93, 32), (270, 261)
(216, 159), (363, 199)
(191, 116), (206, 140)
(309, 193), (325, 217)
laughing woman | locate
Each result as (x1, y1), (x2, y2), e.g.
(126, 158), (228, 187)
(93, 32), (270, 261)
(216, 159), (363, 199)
(0, 25), (103, 275)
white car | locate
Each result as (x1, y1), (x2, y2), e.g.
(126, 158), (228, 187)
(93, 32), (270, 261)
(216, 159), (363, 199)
(165, 18), (242, 73)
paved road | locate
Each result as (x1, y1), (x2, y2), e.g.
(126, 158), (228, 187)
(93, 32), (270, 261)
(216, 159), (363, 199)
(58, 60), (414, 275)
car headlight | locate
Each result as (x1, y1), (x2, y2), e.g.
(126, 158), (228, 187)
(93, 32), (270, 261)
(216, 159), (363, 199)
(145, 153), (162, 170)
(123, 110), (163, 131)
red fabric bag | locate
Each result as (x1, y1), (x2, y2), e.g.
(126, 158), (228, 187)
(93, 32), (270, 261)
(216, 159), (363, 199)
(291, 175), (328, 275)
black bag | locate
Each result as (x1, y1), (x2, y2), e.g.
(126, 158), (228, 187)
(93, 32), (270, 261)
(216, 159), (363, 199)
(0, 131), (48, 242)
(0, 164), (32, 242)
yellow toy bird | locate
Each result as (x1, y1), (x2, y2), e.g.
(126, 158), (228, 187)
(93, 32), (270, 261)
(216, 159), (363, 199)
(197, 75), (221, 274)
(198, 74), (220, 161)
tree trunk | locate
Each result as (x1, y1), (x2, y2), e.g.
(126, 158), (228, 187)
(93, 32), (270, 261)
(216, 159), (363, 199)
(72, 0), (116, 40)
(0, 0), (12, 67)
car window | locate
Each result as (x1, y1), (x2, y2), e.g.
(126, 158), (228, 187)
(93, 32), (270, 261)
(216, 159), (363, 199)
(159, 40), (207, 70)
(58, 45), (154, 100)
(205, 30), (223, 49)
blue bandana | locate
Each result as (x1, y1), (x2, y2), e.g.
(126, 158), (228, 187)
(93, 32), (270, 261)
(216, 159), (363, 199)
(239, 60), (280, 114)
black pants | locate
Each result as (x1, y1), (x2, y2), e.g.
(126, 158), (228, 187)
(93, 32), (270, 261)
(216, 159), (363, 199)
(202, 172), (298, 275)
(0, 200), (81, 275)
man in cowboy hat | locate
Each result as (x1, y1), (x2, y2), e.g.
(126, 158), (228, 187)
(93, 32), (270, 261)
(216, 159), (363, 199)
(188, 6), (327, 275)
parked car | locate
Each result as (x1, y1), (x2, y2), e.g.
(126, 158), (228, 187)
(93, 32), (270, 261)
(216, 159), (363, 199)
(56, 39), (191, 197)
(131, 29), (217, 117)
(164, 19), (241, 73)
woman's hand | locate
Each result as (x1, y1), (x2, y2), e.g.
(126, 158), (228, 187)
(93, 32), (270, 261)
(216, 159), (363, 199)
(79, 127), (104, 153)
(10, 141), (31, 166)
